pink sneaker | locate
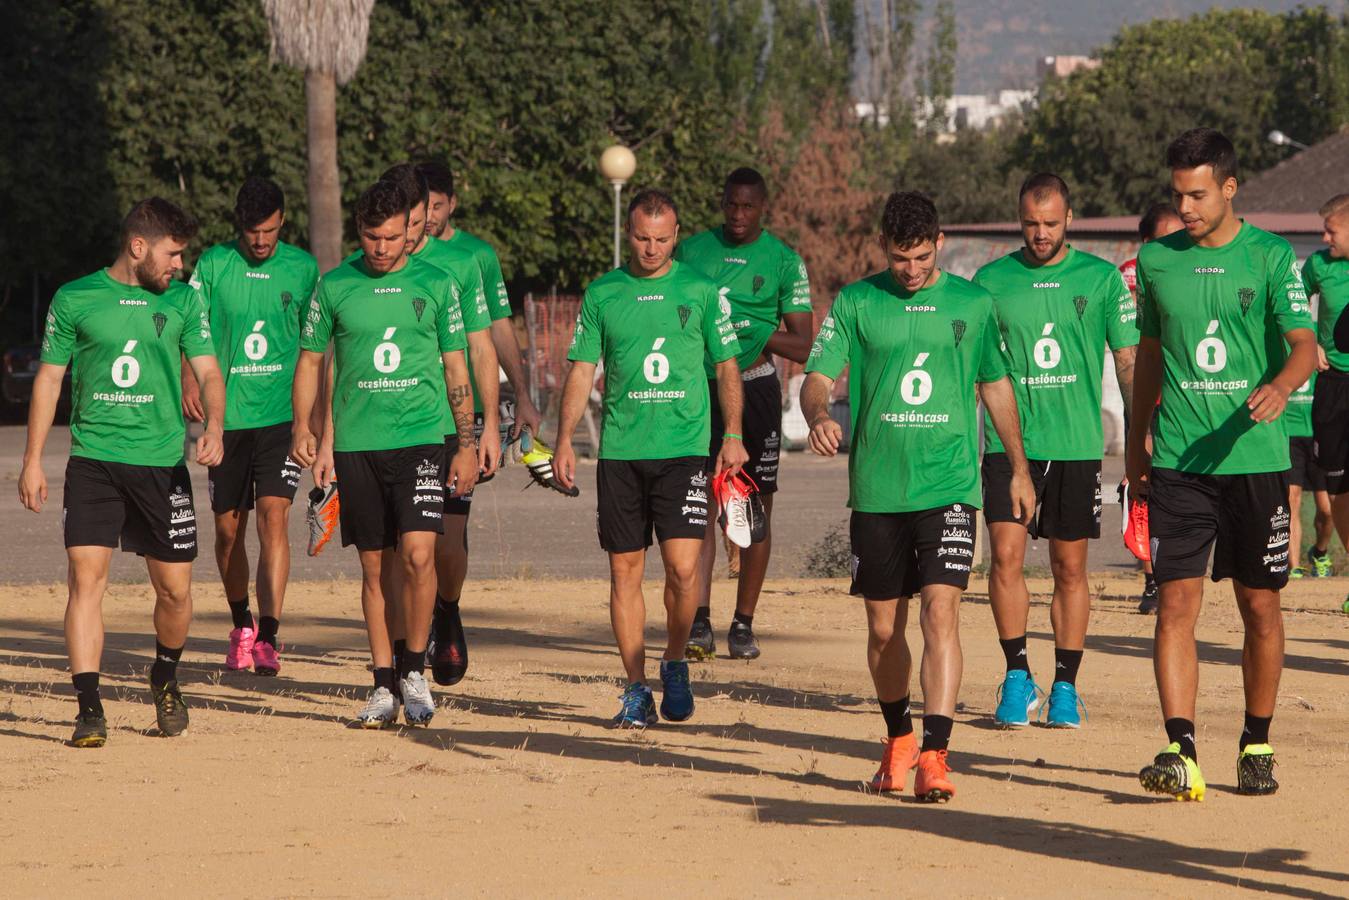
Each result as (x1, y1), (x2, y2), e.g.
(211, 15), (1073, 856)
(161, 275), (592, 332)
(227, 624), (256, 670)
(251, 640), (281, 677)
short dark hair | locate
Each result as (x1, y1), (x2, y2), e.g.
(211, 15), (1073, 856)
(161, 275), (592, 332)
(627, 188), (678, 224)
(234, 176), (285, 230)
(1138, 201), (1180, 241)
(120, 197), (198, 247)
(724, 167), (767, 197)
(355, 180), (409, 230)
(380, 163), (429, 212)
(1019, 172), (1071, 209)
(1166, 127), (1238, 185)
(880, 192), (940, 247)
(416, 160), (455, 199)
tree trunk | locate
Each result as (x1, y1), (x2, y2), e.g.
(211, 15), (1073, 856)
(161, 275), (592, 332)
(305, 69), (342, 272)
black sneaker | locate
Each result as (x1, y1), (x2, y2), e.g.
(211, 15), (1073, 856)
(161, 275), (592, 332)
(70, 712), (107, 748)
(430, 601), (469, 686)
(151, 679), (189, 736)
(1137, 580), (1159, 615)
(727, 621), (761, 660)
(1236, 744), (1279, 795)
(685, 618), (715, 661)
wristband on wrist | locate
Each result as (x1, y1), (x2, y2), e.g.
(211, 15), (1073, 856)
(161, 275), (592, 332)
(723, 432), (742, 441)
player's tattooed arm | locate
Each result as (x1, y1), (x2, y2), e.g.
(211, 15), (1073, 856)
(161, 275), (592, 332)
(443, 349), (479, 497)
(1112, 345), (1137, 436)
(979, 376), (1035, 526)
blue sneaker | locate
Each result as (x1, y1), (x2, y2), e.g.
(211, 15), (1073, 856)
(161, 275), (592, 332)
(659, 660), (695, 722)
(994, 670), (1042, 727)
(1043, 681), (1086, 729)
(612, 683), (657, 728)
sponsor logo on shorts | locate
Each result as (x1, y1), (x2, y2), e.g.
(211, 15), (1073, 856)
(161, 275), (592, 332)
(937, 545), (973, 558)
(167, 526), (196, 539)
(416, 477), (443, 491)
(681, 504), (706, 517)
(944, 561), (970, 571)
(413, 493), (442, 505)
(169, 487), (191, 508)
(850, 554), (860, 580)
(764, 430), (780, 450)
(172, 542), (195, 550)
(689, 471), (708, 488)
(689, 517), (707, 526)
(944, 505), (971, 526)
(1270, 505), (1290, 530)
(422, 510), (443, 519)
(686, 489), (707, 502)
(941, 528), (973, 543)
(1263, 550), (1289, 566)
(1268, 530), (1290, 548)
(416, 459), (440, 478)
(170, 509), (194, 523)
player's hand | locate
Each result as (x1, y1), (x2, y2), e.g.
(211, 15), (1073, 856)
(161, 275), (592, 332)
(1125, 441), (1152, 500)
(196, 428), (224, 467)
(1246, 381), (1290, 423)
(511, 394), (542, 441)
(807, 415), (843, 457)
(714, 436), (749, 478)
(312, 444), (336, 488)
(181, 378), (205, 422)
(554, 439), (577, 490)
(447, 444), (479, 498)
(1317, 344), (1330, 373)
(478, 418), (501, 479)
(18, 462), (47, 513)
(291, 427), (318, 468)
(1009, 469), (1036, 527)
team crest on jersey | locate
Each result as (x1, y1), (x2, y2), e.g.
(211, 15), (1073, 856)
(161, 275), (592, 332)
(677, 304), (691, 329)
(152, 312), (167, 337)
(752, 275), (765, 295)
(1073, 295), (1088, 319)
(951, 318), (967, 347)
(1238, 287), (1255, 317)
(412, 297), (427, 322)
(281, 291), (293, 311)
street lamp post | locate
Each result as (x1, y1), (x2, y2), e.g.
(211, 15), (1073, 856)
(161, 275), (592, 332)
(599, 145), (636, 269)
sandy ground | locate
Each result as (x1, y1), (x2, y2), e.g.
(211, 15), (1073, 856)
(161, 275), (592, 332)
(2, 573), (1347, 897)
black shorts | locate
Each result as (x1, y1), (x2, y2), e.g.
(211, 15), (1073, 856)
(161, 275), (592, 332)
(1290, 436), (1327, 492)
(981, 454), (1101, 540)
(596, 457), (709, 553)
(63, 457), (198, 562)
(1312, 369), (1349, 494)
(333, 444), (445, 551)
(208, 422), (302, 514)
(1148, 467), (1291, 589)
(709, 367), (782, 494)
(849, 504), (975, 600)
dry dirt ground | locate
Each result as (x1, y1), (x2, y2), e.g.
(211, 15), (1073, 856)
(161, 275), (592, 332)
(2, 574), (1348, 897)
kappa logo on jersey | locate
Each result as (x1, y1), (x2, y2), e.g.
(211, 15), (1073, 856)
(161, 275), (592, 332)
(1073, 295), (1088, 319)
(1237, 287), (1256, 317)
(281, 291), (293, 311)
(951, 318), (966, 347)
(152, 312), (167, 338)
(752, 275), (765, 294)
(412, 296), (427, 322)
(677, 304), (691, 329)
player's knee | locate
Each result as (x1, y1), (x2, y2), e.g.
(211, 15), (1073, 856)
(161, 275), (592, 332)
(153, 581), (191, 612)
(989, 541), (1022, 576)
(868, 618), (895, 648)
(256, 502), (289, 534)
(1050, 554), (1086, 586)
(402, 543), (435, 576)
(664, 559), (699, 594)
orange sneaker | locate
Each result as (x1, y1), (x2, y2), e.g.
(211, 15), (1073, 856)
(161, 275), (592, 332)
(914, 749), (956, 803)
(867, 733), (919, 792)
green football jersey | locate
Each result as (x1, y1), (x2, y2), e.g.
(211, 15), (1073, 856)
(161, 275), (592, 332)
(1136, 222), (1312, 475)
(1302, 249), (1349, 373)
(974, 246), (1138, 460)
(1285, 369), (1315, 439)
(444, 229), (511, 321)
(40, 269), (214, 466)
(567, 261), (739, 460)
(190, 240), (319, 430)
(301, 256), (466, 452)
(674, 226), (812, 374)
(411, 237), (494, 419)
(806, 270), (1008, 513)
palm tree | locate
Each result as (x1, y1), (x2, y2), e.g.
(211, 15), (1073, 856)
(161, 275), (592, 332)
(261, 0), (375, 271)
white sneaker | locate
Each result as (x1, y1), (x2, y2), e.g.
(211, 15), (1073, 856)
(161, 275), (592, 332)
(400, 672), (436, 725)
(356, 686), (399, 729)
(715, 471), (754, 549)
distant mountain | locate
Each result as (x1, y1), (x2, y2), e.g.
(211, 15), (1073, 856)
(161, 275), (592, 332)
(932, 0), (1320, 93)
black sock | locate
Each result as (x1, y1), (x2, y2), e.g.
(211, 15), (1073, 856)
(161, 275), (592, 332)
(150, 642), (183, 687)
(1144, 572), (1156, 590)
(228, 596), (252, 630)
(921, 714), (953, 752)
(1165, 717), (1197, 760)
(695, 605), (711, 624)
(72, 672), (103, 718)
(1053, 648), (1083, 686)
(434, 595), (460, 641)
(393, 638), (406, 674)
(1241, 712), (1272, 749)
(1310, 545), (1328, 558)
(400, 648), (426, 678)
(373, 667), (396, 692)
(999, 635), (1030, 673)
(879, 695), (913, 738)
(257, 616), (279, 647)
(732, 611), (754, 629)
